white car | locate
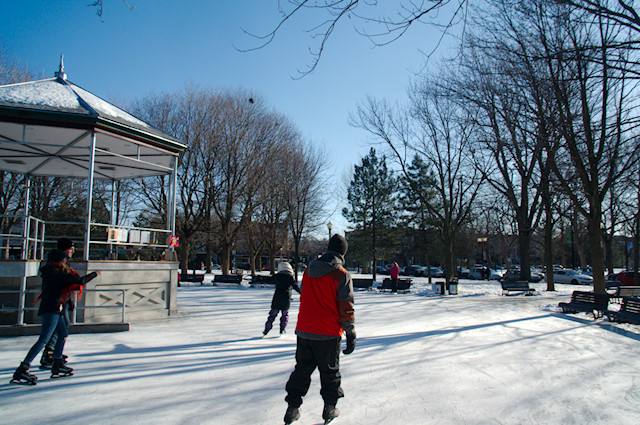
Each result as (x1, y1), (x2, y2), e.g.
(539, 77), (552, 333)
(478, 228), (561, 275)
(550, 269), (593, 285)
(469, 267), (502, 280)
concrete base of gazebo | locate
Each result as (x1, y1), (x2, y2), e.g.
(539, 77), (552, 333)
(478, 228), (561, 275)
(0, 260), (179, 331)
(0, 323), (130, 337)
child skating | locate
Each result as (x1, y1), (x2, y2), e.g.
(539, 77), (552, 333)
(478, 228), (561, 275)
(263, 262), (300, 337)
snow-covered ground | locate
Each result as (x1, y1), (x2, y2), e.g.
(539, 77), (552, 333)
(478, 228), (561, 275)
(2, 274), (640, 425)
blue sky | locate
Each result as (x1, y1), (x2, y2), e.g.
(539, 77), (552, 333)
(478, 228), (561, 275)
(1, 0), (446, 233)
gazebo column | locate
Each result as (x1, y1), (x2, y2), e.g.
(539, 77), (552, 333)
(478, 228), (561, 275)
(83, 132), (97, 261)
(110, 179), (117, 259)
(17, 175), (31, 325)
(169, 158), (178, 260)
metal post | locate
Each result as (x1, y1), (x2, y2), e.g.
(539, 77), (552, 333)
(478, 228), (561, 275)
(110, 179), (116, 259)
(17, 176), (32, 325)
(84, 132), (97, 261)
(169, 158), (178, 260)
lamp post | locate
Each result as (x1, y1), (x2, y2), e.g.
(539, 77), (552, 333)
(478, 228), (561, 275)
(477, 237), (488, 265)
(327, 221), (333, 240)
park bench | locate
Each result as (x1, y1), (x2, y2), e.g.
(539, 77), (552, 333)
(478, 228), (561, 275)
(352, 278), (374, 291)
(380, 278), (412, 293)
(605, 296), (640, 324)
(213, 274), (243, 286)
(501, 280), (535, 296)
(250, 275), (275, 286)
(179, 273), (205, 286)
(558, 291), (610, 319)
(609, 286), (640, 304)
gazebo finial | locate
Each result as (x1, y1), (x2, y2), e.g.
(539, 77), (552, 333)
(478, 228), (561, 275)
(54, 54), (66, 81)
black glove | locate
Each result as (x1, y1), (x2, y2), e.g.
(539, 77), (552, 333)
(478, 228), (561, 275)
(343, 333), (356, 355)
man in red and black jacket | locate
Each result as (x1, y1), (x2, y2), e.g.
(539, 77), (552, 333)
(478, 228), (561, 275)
(284, 234), (355, 425)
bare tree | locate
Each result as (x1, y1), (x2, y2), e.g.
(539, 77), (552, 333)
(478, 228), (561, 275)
(244, 0), (468, 76)
(284, 140), (330, 281)
(1, 46), (33, 258)
(537, 3), (640, 292)
(131, 89), (209, 270)
(202, 92), (282, 275)
(353, 82), (483, 284)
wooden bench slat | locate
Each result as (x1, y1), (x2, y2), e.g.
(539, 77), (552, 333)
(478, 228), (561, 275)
(605, 296), (640, 324)
(213, 275), (243, 285)
(559, 291), (609, 319)
(501, 280), (535, 296)
(352, 278), (374, 290)
(380, 278), (412, 292)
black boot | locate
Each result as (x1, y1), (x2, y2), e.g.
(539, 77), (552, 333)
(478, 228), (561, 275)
(284, 405), (301, 424)
(322, 404), (339, 424)
(51, 358), (73, 378)
(10, 362), (37, 385)
(40, 345), (54, 369)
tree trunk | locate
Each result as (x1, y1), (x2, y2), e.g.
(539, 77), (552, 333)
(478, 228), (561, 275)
(205, 236), (213, 273)
(179, 239), (190, 275)
(517, 210), (532, 282)
(221, 244), (232, 275)
(543, 204), (555, 291)
(588, 218), (606, 293)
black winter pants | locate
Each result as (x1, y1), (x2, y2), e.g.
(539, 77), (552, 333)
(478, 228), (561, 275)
(285, 336), (344, 408)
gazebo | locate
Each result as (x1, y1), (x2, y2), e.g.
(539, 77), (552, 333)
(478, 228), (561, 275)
(0, 58), (186, 334)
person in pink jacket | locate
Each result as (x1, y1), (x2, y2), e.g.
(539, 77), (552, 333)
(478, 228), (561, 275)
(390, 262), (400, 293)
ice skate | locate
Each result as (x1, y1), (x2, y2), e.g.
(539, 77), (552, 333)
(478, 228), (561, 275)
(322, 404), (339, 424)
(283, 405), (300, 424)
(39, 345), (54, 369)
(10, 362), (37, 385)
(51, 358), (73, 378)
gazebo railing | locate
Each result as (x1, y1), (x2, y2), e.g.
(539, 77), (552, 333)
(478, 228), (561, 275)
(0, 214), (46, 260)
(0, 289), (126, 324)
(0, 215), (172, 261)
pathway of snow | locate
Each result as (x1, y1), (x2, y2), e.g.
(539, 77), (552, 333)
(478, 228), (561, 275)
(2, 277), (639, 424)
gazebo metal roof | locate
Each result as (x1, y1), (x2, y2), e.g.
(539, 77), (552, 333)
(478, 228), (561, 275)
(0, 60), (185, 180)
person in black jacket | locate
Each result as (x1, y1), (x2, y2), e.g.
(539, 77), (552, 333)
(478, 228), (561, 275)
(40, 238), (76, 369)
(263, 262), (300, 336)
(10, 249), (99, 385)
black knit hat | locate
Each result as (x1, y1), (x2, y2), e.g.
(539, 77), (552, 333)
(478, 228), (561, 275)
(48, 249), (67, 263)
(57, 238), (74, 251)
(327, 234), (348, 257)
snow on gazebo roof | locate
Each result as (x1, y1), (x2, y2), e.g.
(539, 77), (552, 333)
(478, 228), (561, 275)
(0, 57), (185, 180)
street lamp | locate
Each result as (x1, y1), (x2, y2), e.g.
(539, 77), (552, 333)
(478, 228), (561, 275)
(477, 237), (488, 265)
(327, 221), (333, 240)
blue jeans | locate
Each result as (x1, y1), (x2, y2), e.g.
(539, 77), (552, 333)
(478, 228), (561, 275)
(23, 312), (68, 365)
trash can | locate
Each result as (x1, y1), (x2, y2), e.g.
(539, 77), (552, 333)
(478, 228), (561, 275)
(448, 280), (458, 295)
(432, 282), (446, 294)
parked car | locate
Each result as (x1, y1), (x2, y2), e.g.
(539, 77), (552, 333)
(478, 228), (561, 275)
(404, 265), (426, 276)
(579, 266), (593, 276)
(550, 269), (593, 285)
(426, 267), (445, 278)
(469, 267), (502, 280)
(616, 271), (640, 286)
(502, 268), (543, 282)
(457, 267), (470, 278)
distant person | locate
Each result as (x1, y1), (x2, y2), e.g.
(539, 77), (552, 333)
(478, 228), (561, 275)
(390, 262), (400, 293)
(283, 234), (356, 425)
(11, 248), (99, 385)
(263, 262), (300, 336)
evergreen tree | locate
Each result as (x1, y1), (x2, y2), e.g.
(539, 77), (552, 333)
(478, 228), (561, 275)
(343, 148), (396, 280)
(398, 155), (438, 267)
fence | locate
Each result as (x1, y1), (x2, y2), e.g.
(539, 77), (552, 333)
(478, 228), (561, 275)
(0, 289), (126, 324)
